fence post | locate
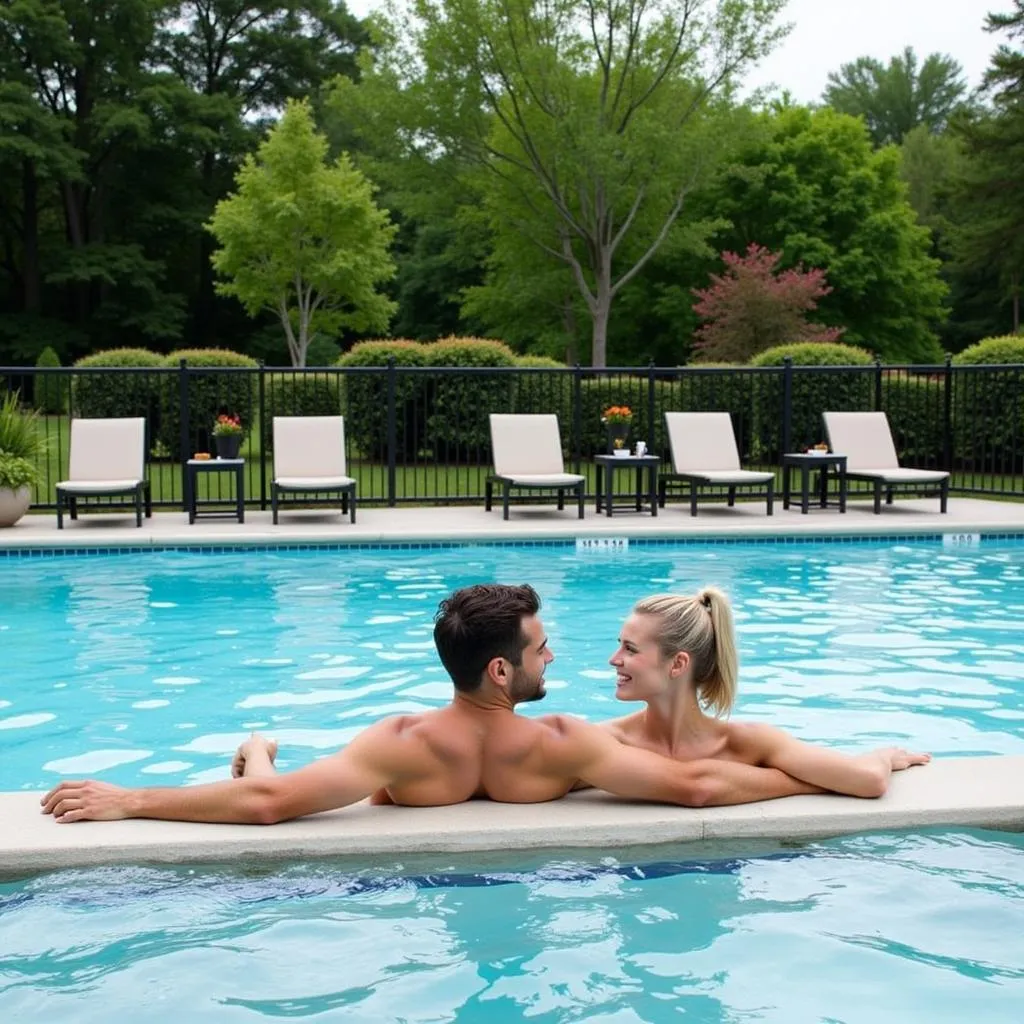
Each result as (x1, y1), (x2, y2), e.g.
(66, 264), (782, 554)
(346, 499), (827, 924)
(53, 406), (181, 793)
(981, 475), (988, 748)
(257, 362), (267, 510)
(178, 359), (190, 511)
(781, 357), (793, 457)
(386, 356), (397, 507)
(943, 352), (953, 473)
(647, 360), (656, 450)
(874, 359), (883, 411)
(572, 363), (583, 474)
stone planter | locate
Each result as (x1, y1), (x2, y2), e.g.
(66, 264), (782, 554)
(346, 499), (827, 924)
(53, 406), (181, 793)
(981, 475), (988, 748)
(606, 423), (630, 453)
(0, 485), (31, 527)
(214, 434), (243, 460)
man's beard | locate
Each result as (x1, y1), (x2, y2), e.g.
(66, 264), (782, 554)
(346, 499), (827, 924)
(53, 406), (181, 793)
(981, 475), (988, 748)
(510, 667), (546, 704)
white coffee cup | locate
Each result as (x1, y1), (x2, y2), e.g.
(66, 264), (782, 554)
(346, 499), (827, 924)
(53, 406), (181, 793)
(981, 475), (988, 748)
(635, 440), (647, 457)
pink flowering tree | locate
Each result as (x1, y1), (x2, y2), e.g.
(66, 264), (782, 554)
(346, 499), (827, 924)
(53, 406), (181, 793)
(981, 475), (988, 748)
(692, 243), (844, 362)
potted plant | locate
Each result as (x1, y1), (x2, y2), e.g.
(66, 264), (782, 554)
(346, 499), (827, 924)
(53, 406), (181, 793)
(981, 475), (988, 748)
(0, 392), (45, 527)
(212, 413), (244, 459)
(601, 405), (633, 454)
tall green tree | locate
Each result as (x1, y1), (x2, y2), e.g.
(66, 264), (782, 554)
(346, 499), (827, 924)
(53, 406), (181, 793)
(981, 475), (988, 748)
(152, 1), (370, 346)
(356, 0), (787, 367)
(701, 105), (947, 362)
(208, 99), (397, 366)
(823, 47), (967, 146)
(946, 2), (1024, 335)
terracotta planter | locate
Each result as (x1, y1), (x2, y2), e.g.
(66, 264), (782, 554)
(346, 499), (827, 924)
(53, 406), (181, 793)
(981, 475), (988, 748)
(0, 485), (31, 527)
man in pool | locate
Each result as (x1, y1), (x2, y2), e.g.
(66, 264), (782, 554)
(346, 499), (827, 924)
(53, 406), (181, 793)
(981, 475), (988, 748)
(42, 583), (834, 825)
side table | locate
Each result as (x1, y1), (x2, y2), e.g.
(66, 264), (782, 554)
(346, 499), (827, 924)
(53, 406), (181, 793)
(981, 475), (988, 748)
(781, 452), (847, 514)
(594, 454), (660, 517)
(185, 458), (245, 524)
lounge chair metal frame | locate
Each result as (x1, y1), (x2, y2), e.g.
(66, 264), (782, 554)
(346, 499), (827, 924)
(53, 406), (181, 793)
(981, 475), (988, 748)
(271, 416), (357, 525)
(823, 411), (949, 514)
(55, 418), (151, 529)
(486, 414), (585, 521)
(659, 411), (774, 516)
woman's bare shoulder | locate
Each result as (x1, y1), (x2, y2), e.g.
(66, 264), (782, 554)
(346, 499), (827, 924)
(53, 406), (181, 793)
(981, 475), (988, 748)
(597, 712), (645, 742)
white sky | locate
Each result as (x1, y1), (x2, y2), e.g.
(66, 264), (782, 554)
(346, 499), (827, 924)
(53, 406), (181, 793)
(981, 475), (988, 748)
(347, 0), (1000, 102)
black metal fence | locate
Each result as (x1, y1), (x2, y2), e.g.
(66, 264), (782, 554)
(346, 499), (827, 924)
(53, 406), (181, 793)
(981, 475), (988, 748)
(2, 357), (1022, 509)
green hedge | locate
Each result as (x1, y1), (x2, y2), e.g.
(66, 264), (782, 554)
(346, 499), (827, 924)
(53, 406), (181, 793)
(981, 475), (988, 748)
(338, 341), (428, 460)
(159, 349), (258, 458)
(264, 371), (343, 450)
(750, 343), (875, 458)
(72, 348), (166, 451)
(510, 356), (570, 419)
(422, 337), (517, 458)
(34, 346), (66, 414)
(952, 335), (1024, 470)
(883, 375), (945, 465)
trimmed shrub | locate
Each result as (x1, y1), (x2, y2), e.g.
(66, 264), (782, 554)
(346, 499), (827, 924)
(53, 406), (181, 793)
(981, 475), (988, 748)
(159, 349), (258, 458)
(750, 343), (876, 458)
(338, 341), (428, 460)
(34, 346), (66, 414)
(882, 374), (945, 466)
(952, 335), (1024, 470)
(72, 348), (166, 450)
(422, 337), (517, 458)
(265, 370), (343, 432)
(510, 355), (571, 426)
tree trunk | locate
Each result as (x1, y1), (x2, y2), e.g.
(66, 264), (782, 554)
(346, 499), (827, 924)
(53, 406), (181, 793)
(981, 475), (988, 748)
(591, 280), (611, 367)
(1012, 271), (1020, 334)
(21, 160), (40, 313)
(196, 151), (218, 346)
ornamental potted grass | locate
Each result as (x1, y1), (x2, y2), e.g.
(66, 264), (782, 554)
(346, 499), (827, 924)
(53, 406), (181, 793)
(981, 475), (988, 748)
(211, 413), (244, 459)
(601, 405), (633, 454)
(0, 393), (46, 527)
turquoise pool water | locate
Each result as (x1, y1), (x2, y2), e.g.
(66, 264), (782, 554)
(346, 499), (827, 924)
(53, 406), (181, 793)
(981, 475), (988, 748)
(2, 541), (1024, 789)
(1, 830), (1023, 1022)
(2, 540), (1024, 1022)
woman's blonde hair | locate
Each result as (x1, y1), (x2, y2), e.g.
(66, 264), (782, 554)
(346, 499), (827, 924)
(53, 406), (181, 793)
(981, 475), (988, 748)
(633, 586), (738, 716)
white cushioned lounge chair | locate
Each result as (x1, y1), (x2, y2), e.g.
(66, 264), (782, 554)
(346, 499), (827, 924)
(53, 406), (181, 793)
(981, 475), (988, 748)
(660, 411), (774, 516)
(271, 416), (356, 524)
(56, 417), (150, 529)
(486, 414), (585, 520)
(823, 411), (949, 514)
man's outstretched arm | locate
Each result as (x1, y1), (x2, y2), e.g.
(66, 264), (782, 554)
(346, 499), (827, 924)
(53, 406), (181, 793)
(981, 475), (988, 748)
(546, 718), (825, 807)
(41, 721), (415, 824)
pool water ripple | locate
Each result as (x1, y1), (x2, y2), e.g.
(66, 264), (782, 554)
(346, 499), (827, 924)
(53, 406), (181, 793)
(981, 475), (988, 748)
(1, 542), (1023, 789)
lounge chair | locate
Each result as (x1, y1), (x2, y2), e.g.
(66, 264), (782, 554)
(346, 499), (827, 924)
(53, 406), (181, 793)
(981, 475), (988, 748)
(56, 418), (150, 528)
(271, 416), (356, 524)
(486, 414), (585, 520)
(823, 411), (949, 514)
(660, 412), (774, 516)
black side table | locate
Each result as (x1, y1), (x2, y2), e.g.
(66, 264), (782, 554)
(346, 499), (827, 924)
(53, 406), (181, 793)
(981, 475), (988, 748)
(781, 452), (848, 514)
(185, 458), (245, 524)
(594, 454), (660, 517)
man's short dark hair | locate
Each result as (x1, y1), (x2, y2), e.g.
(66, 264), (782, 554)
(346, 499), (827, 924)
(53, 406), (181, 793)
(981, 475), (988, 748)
(433, 584), (541, 692)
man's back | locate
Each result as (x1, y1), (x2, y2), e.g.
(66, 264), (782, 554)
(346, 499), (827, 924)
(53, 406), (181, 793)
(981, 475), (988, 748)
(374, 703), (578, 806)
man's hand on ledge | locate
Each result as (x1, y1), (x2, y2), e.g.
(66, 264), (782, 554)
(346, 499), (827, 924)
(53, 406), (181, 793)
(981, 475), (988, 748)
(41, 780), (135, 823)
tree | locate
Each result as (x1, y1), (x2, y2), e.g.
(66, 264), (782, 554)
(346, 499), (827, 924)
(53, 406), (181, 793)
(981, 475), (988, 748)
(700, 105), (947, 362)
(358, 0), (787, 366)
(207, 99), (397, 367)
(691, 243), (843, 361)
(823, 47), (967, 146)
(945, 2), (1024, 335)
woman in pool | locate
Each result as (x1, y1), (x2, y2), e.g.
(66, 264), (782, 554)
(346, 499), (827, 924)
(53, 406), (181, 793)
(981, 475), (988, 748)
(604, 588), (930, 797)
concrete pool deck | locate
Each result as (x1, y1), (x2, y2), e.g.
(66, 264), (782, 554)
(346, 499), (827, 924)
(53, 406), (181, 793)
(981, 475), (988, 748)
(0, 494), (1021, 548)
(2, 755), (1022, 874)
(1, 496), (1021, 874)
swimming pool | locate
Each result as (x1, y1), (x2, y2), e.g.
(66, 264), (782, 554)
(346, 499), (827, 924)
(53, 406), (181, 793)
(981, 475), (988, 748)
(3, 540), (1024, 789)
(1, 830), (1022, 1021)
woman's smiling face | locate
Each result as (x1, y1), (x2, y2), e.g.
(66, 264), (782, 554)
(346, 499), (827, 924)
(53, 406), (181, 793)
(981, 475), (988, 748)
(609, 612), (681, 701)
